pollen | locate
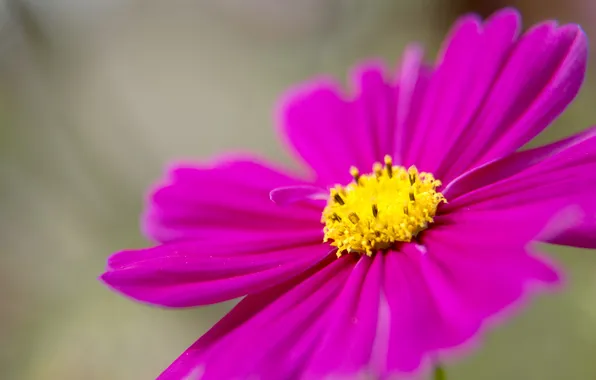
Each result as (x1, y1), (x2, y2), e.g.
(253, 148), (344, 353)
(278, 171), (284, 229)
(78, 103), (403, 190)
(322, 155), (446, 257)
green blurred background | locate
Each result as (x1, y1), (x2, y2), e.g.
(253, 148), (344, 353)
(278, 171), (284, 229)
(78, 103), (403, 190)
(1, 0), (595, 379)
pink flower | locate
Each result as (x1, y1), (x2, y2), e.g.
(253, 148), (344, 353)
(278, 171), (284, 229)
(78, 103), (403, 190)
(101, 8), (595, 379)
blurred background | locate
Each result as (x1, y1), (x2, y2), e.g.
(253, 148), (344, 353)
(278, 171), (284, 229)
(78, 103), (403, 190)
(1, 0), (596, 379)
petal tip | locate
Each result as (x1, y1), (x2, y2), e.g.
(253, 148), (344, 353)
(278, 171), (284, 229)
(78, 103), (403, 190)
(348, 58), (387, 78)
(98, 271), (115, 287)
(402, 43), (425, 59)
(274, 75), (343, 141)
(347, 58), (390, 97)
(450, 12), (483, 32)
(559, 23), (588, 52)
(485, 7), (522, 36)
(276, 76), (342, 114)
(489, 7), (522, 23)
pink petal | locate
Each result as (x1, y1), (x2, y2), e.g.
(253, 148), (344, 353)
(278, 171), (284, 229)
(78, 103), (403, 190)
(377, 222), (559, 374)
(382, 251), (440, 372)
(269, 185), (328, 206)
(417, 223), (560, 342)
(349, 61), (398, 166)
(143, 157), (323, 243)
(101, 241), (333, 307)
(393, 44), (433, 164)
(475, 24), (587, 165)
(155, 254), (390, 379)
(157, 256), (355, 379)
(156, 265), (316, 379)
(277, 9), (586, 186)
(305, 254), (382, 376)
(403, 9), (587, 183)
(134, 215), (561, 379)
(278, 63), (398, 185)
(442, 126), (596, 248)
(404, 12), (489, 169)
(156, 236), (548, 379)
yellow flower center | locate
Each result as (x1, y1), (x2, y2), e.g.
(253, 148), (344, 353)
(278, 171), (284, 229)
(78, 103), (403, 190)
(322, 155), (446, 257)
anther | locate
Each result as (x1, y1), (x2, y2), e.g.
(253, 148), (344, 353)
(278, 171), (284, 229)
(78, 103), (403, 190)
(384, 155), (393, 178)
(332, 213), (342, 222)
(348, 213), (360, 224)
(333, 193), (345, 205)
(350, 166), (360, 184)
(373, 162), (383, 178)
(372, 204), (378, 218)
(409, 192), (415, 201)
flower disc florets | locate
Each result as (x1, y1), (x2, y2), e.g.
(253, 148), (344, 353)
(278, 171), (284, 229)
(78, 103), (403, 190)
(322, 156), (446, 256)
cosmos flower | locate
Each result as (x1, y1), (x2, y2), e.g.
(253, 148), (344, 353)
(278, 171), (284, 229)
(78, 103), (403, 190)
(101, 8), (595, 380)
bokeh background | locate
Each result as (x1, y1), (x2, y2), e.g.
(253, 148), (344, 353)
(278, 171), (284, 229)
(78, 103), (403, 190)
(1, 0), (596, 379)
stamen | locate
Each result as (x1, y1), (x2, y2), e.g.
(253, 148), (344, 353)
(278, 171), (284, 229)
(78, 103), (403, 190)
(384, 155), (393, 178)
(322, 157), (445, 256)
(348, 213), (360, 224)
(373, 162), (383, 178)
(350, 166), (360, 184)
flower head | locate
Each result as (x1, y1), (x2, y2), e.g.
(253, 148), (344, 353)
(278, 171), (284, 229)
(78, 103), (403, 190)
(322, 157), (446, 255)
(101, 8), (596, 379)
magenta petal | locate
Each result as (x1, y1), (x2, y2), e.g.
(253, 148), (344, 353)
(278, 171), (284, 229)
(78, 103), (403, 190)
(278, 64), (398, 185)
(306, 255), (382, 376)
(442, 126), (596, 200)
(349, 61), (398, 165)
(143, 158), (323, 243)
(156, 288), (273, 380)
(475, 23), (587, 164)
(278, 78), (352, 184)
(403, 9), (587, 182)
(378, 222), (559, 373)
(380, 214), (561, 374)
(393, 44), (433, 164)
(155, 259), (337, 380)
(405, 12), (486, 169)
(155, 255), (389, 379)
(442, 126), (596, 247)
(419, 223), (560, 323)
(157, 256), (355, 379)
(405, 9), (518, 173)
(381, 251), (437, 372)
(269, 185), (328, 207)
(101, 241), (333, 307)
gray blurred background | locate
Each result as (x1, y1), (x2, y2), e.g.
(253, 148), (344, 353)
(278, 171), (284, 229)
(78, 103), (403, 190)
(1, 0), (596, 379)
